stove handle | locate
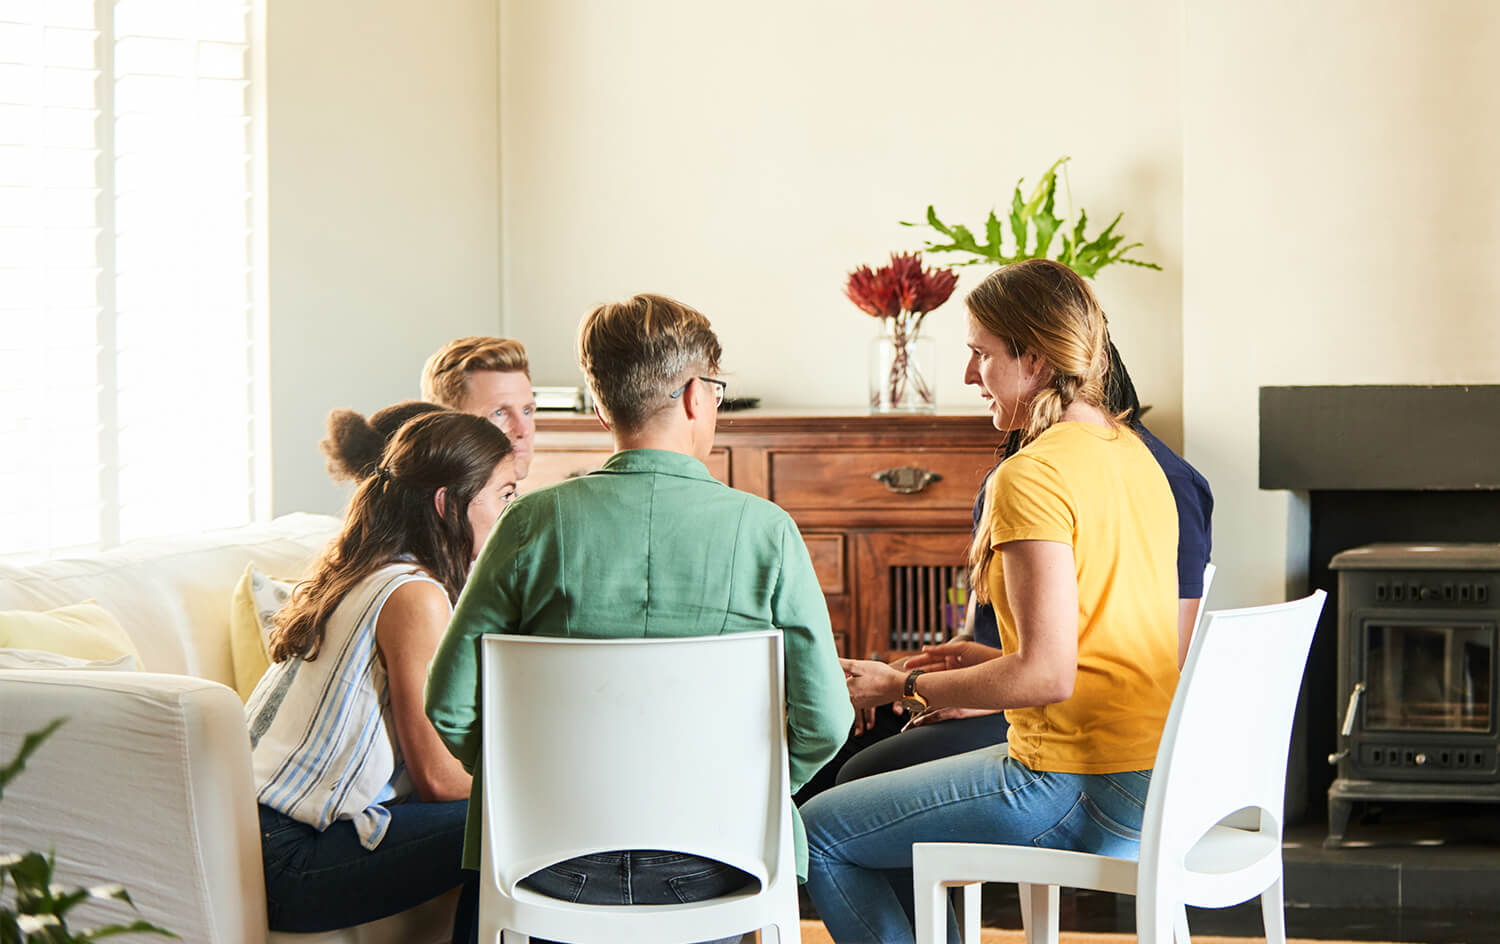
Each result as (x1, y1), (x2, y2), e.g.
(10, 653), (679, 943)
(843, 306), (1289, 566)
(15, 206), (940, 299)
(1340, 681), (1365, 738)
(1327, 682), (1366, 766)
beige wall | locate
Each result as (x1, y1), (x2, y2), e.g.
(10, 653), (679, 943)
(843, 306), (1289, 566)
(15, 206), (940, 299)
(1183, 0), (1500, 606)
(266, 0), (502, 515)
(498, 0), (1184, 444)
(261, 1), (1500, 609)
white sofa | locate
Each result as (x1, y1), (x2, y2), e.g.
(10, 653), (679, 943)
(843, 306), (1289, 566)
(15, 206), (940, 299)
(0, 514), (460, 944)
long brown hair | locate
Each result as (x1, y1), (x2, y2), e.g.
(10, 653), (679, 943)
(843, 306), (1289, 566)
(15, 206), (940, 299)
(270, 410), (513, 662)
(966, 258), (1115, 602)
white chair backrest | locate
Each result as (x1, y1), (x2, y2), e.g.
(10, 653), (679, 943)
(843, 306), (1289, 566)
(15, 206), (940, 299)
(479, 630), (790, 897)
(1197, 562), (1216, 624)
(1181, 561), (1217, 661)
(1139, 590), (1326, 878)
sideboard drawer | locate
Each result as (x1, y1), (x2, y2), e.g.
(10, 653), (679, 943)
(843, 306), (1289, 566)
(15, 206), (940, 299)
(527, 449), (613, 486)
(801, 532), (845, 594)
(768, 449), (994, 510)
(528, 447), (730, 488)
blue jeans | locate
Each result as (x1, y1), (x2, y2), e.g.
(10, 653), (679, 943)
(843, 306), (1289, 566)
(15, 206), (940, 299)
(801, 744), (1151, 944)
(516, 850), (756, 944)
(259, 800), (477, 941)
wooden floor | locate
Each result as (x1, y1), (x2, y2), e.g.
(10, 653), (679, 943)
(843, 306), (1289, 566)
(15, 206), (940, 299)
(795, 921), (1398, 944)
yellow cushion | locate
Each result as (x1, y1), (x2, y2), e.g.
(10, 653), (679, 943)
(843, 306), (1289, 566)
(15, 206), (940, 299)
(0, 602), (141, 668)
(228, 564), (296, 701)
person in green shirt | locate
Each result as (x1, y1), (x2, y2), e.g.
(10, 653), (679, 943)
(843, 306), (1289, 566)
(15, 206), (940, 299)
(424, 292), (852, 943)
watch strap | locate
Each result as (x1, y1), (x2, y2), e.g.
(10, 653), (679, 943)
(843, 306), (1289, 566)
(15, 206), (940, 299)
(903, 668), (926, 698)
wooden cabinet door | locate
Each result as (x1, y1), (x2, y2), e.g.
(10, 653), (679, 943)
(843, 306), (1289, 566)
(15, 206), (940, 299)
(851, 531), (971, 661)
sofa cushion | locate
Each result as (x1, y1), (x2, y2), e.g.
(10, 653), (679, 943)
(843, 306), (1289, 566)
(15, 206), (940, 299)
(0, 647), (138, 671)
(0, 602), (141, 667)
(229, 564), (297, 701)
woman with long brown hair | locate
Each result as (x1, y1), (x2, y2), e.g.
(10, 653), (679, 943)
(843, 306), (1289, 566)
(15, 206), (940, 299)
(801, 259), (1182, 944)
(245, 408), (516, 941)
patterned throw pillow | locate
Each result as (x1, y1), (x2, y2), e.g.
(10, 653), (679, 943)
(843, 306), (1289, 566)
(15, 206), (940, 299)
(228, 564), (297, 701)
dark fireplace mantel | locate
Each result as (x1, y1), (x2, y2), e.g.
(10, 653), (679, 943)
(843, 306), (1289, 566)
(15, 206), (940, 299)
(1261, 384), (1500, 491)
(1260, 384), (1500, 824)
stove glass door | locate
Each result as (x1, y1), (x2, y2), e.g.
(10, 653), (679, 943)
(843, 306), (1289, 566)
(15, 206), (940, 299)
(1363, 621), (1493, 732)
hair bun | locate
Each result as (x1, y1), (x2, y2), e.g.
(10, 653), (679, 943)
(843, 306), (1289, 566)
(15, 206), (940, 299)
(320, 408), (384, 483)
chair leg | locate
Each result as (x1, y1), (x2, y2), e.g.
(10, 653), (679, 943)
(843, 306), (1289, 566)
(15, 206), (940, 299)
(1174, 904), (1190, 944)
(1137, 898), (1176, 944)
(1261, 876), (1287, 944)
(913, 873), (950, 944)
(950, 884), (981, 943)
(1017, 883), (1058, 944)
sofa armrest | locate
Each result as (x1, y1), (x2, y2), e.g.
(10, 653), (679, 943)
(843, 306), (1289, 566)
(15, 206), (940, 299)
(0, 670), (269, 944)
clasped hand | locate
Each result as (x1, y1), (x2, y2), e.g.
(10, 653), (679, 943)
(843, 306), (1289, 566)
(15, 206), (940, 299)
(841, 639), (1001, 734)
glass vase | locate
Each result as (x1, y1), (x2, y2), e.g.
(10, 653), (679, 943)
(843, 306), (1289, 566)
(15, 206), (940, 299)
(869, 323), (936, 414)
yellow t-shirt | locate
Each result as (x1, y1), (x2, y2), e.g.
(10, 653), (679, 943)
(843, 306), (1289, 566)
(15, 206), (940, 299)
(987, 421), (1179, 774)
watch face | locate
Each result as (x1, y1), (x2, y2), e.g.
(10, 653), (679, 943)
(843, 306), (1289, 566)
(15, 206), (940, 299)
(901, 695), (928, 716)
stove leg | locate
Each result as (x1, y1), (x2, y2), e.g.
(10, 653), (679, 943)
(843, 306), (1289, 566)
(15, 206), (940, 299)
(1325, 795), (1353, 848)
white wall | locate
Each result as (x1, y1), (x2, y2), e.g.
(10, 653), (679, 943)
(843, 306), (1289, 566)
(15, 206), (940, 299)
(498, 0), (1184, 444)
(1183, 0), (1500, 606)
(266, 0), (502, 515)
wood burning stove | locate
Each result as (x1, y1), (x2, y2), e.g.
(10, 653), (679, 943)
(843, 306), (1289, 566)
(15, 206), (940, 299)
(1326, 544), (1500, 846)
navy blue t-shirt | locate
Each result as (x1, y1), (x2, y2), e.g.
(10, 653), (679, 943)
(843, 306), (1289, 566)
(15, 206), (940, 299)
(970, 423), (1213, 649)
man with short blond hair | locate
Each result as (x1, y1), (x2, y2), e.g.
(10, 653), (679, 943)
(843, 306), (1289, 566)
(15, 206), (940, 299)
(427, 294), (851, 940)
(420, 336), (536, 478)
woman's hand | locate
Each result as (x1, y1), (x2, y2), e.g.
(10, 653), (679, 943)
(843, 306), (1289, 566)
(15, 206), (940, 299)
(840, 657), (906, 710)
(903, 640), (1001, 672)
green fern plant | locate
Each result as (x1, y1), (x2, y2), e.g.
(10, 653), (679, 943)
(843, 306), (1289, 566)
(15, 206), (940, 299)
(902, 156), (1162, 278)
(1, 719), (176, 943)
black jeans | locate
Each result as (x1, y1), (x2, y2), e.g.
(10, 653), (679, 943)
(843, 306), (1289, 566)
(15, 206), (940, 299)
(794, 704), (1011, 805)
(511, 850), (756, 944)
(259, 801), (477, 942)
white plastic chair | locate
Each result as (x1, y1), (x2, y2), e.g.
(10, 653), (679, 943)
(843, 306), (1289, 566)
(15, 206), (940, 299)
(476, 631), (801, 944)
(914, 588), (1326, 944)
(943, 562), (1219, 944)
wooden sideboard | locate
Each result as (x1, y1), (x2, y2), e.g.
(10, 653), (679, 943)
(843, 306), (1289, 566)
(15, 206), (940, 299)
(530, 409), (1002, 659)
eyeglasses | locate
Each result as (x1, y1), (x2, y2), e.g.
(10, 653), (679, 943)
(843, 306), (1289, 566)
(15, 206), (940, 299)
(668, 376), (727, 408)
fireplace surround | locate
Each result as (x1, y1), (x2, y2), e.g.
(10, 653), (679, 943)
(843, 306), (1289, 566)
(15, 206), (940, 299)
(1260, 385), (1500, 826)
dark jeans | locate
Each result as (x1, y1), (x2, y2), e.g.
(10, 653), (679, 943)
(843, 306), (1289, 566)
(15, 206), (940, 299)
(836, 710), (1012, 786)
(794, 704), (1012, 804)
(258, 800), (477, 942)
(510, 850), (757, 944)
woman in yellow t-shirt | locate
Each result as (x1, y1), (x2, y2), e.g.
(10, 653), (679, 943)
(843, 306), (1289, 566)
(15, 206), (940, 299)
(802, 258), (1180, 944)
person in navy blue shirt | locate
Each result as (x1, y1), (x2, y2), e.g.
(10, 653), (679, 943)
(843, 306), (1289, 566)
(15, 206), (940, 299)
(795, 338), (1214, 799)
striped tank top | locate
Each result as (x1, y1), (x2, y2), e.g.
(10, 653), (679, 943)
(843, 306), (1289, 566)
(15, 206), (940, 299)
(245, 561), (448, 850)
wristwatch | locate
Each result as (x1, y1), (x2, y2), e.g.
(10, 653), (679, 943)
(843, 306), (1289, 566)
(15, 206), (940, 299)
(901, 669), (929, 715)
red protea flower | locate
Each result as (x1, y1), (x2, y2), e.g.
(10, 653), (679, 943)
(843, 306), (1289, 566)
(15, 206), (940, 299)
(911, 263), (958, 314)
(844, 263), (902, 318)
(846, 252), (957, 319)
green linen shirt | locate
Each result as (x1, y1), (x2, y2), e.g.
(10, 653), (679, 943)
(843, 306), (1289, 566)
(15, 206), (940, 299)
(424, 448), (853, 881)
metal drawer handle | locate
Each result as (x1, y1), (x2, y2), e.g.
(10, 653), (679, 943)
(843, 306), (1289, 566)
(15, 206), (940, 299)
(872, 466), (942, 495)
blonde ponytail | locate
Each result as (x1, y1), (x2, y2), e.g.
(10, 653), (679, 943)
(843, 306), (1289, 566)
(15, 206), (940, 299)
(966, 259), (1115, 602)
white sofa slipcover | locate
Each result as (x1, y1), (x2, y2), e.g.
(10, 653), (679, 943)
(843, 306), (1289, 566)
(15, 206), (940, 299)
(0, 514), (459, 944)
